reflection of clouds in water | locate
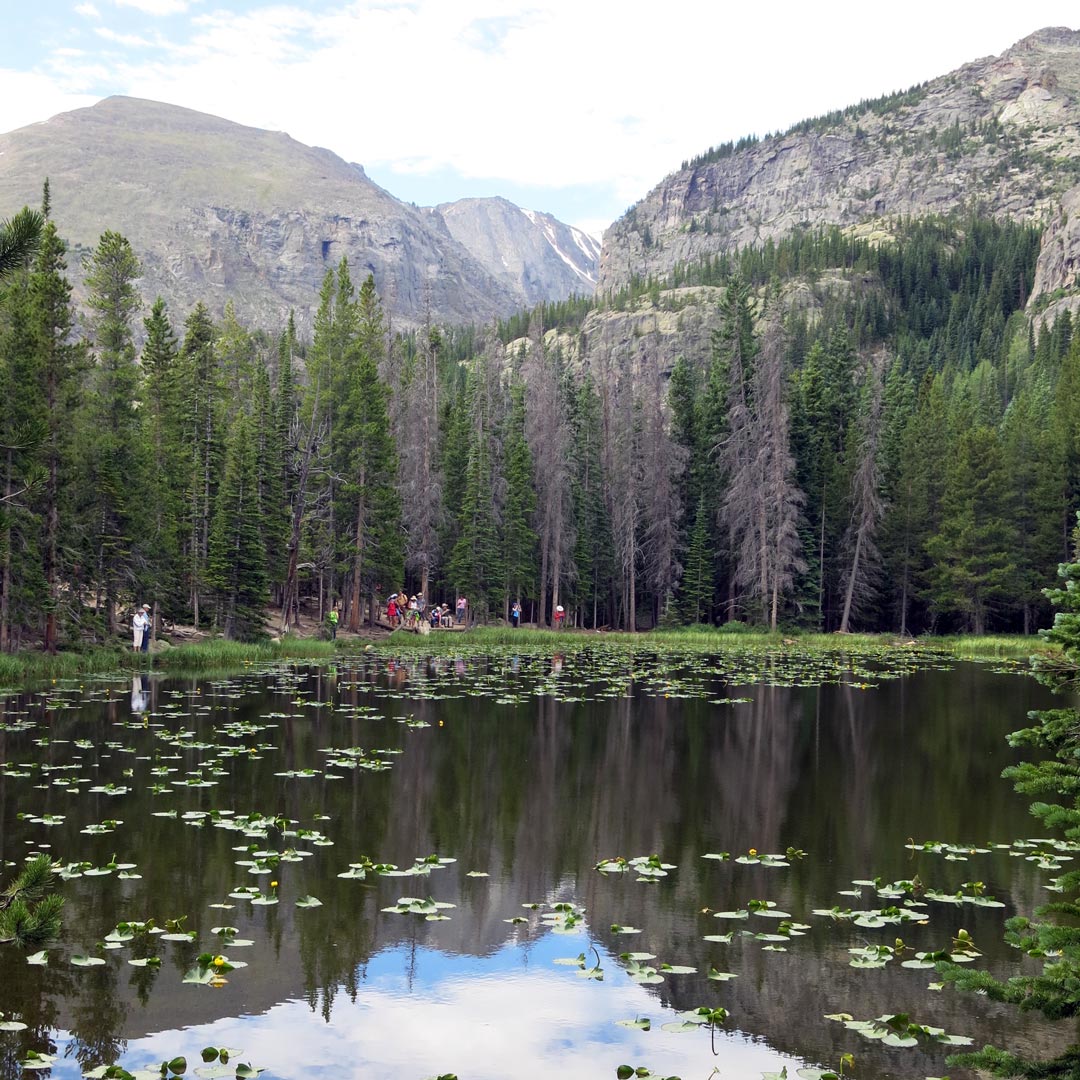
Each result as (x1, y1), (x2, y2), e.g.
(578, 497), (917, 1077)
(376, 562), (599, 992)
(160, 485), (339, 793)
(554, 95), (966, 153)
(111, 967), (802, 1080)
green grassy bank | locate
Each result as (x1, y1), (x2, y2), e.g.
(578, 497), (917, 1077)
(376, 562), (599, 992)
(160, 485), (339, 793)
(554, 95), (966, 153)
(0, 635), (338, 686)
(0, 626), (1046, 689)
(379, 624), (1046, 660)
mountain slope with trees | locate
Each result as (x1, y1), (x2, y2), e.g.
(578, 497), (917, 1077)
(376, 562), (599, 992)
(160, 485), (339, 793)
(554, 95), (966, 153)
(4, 29), (1080, 646)
(599, 27), (1080, 328)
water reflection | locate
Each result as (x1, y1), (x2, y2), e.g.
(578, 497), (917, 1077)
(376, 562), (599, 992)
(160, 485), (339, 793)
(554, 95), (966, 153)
(0, 655), (1074, 1078)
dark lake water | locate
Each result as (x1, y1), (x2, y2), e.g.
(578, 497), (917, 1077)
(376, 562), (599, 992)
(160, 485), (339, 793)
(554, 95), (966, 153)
(0, 647), (1076, 1080)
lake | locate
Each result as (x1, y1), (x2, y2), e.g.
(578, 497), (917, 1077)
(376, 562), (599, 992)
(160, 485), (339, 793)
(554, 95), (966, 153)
(0, 645), (1073, 1080)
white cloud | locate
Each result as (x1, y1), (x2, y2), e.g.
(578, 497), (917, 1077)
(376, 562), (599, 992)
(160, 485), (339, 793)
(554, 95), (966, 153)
(95, 26), (158, 47)
(101, 965), (807, 1078)
(4, 0), (1080, 229)
(113, 0), (190, 14)
(74, 2), (102, 16)
(0, 71), (98, 135)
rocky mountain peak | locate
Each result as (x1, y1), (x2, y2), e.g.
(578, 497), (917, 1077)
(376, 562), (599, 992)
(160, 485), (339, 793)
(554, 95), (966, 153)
(0, 97), (589, 334)
(429, 196), (599, 307)
(597, 27), (1080, 324)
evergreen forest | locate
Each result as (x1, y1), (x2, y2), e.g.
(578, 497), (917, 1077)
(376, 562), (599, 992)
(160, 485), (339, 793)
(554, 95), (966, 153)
(1, 183), (1077, 645)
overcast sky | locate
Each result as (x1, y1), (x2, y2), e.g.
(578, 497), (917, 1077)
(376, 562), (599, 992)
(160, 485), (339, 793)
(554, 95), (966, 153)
(1, 1), (1078, 237)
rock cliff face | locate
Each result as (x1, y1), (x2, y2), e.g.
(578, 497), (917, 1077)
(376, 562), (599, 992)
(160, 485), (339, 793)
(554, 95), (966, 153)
(0, 97), (585, 332)
(598, 27), (1080, 324)
(428, 197), (599, 307)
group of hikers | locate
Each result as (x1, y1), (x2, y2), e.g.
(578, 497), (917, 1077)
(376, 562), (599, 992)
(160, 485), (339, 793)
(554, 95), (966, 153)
(385, 593), (469, 630)
(132, 593), (566, 647)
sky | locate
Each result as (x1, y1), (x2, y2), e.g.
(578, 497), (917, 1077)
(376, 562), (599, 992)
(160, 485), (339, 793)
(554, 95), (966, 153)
(1, 1), (1078, 238)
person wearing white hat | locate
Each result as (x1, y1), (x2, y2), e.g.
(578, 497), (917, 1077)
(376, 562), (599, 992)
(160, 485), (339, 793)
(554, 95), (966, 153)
(132, 604), (150, 652)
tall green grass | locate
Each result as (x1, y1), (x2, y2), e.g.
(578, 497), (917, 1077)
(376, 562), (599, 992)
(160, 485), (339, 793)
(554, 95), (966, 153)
(918, 634), (1043, 659)
(153, 637), (337, 671)
(0, 635), (337, 686)
(377, 624), (1053, 660)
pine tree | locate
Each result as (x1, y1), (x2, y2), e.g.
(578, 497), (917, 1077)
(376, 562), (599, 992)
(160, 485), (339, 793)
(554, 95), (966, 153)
(0, 207), (44, 282)
(447, 343), (504, 618)
(251, 353), (288, 596)
(80, 231), (143, 637)
(23, 216), (82, 650)
(941, 516), (1080, 1077)
(712, 274), (758, 621)
(501, 381), (538, 614)
(140, 297), (184, 618)
(207, 412), (268, 640)
(1001, 380), (1063, 633)
(925, 423), (1016, 633)
(338, 274), (402, 628)
(0, 253), (44, 650)
(680, 495), (712, 625)
(838, 350), (887, 633)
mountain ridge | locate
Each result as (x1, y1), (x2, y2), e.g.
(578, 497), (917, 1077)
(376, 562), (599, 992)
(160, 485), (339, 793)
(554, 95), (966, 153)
(598, 26), (1080, 324)
(0, 96), (597, 333)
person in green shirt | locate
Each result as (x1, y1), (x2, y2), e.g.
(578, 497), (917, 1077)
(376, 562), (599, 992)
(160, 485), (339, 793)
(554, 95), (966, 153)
(327, 606), (339, 640)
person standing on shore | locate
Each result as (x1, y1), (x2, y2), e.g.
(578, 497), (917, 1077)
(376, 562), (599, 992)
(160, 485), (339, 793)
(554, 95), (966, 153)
(132, 605), (149, 652)
(140, 604), (152, 652)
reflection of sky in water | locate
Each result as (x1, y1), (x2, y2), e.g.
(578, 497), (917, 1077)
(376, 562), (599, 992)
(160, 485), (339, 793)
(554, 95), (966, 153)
(9, 660), (1059, 1079)
(48, 935), (806, 1079)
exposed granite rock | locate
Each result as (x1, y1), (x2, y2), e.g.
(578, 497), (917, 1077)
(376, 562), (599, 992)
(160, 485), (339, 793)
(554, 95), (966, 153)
(0, 97), (576, 334)
(598, 27), (1080, 321)
(427, 196), (599, 307)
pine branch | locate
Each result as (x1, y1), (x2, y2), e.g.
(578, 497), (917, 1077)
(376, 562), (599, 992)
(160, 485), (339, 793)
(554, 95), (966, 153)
(0, 207), (45, 279)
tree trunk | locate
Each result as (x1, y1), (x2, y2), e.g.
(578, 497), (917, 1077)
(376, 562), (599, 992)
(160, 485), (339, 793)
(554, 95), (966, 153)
(818, 487), (826, 630)
(0, 451), (10, 652)
(349, 483), (365, 633)
(539, 544), (549, 627)
(839, 528), (863, 634)
(279, 388), (320, 636)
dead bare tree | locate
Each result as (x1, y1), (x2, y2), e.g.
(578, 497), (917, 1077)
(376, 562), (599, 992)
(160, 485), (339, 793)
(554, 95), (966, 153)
(722, 309), (805, 629)
(839, 349), (888, 633)
(398, 322), (444, 602)
(524, 321), (575, 625)
(597, 350), (641, 630)
(279, 375), (327, 635)
(638, 363), (685, 626)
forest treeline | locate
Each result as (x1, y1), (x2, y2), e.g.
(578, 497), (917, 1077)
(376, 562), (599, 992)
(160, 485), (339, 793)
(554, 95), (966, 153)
(1, 184), (1077, 645)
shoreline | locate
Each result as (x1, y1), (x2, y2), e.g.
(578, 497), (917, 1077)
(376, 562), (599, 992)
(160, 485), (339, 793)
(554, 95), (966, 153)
(0, 626), (1049, 688)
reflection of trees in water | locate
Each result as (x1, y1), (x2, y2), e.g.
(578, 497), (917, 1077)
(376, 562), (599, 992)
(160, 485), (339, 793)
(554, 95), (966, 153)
(66, 962), (127, 1072)
(646, 928), (1075, 1080)
(0, 659), (1066, 1066)
(0, 962), (62, 1080)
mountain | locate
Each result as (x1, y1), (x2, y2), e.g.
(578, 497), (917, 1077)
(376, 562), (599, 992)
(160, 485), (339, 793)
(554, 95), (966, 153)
(427, 197), (599, 307)
(598, 27), (1080, 326)
(0, 96), (590, 332)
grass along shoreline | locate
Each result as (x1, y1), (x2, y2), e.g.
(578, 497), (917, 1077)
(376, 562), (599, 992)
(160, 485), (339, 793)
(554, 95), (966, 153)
(0, 635), (338, 686)
(0, 626), (1047, 687)
(382, 624), (1046, 659)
